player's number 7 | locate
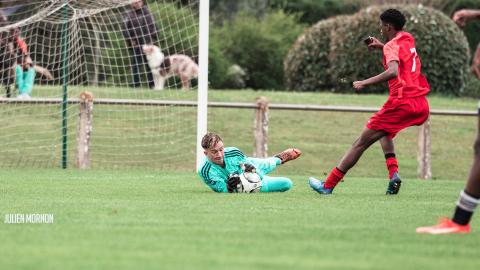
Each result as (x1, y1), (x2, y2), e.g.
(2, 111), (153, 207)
(410, 48), (417, 72)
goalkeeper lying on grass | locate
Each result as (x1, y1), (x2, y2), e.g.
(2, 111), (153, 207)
(198, 132), (301, 193)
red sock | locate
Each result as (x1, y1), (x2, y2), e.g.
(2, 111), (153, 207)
(386, 157), (398, 179)
(324, 167), (345, 189)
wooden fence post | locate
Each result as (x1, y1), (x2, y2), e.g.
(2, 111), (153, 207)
(76, 91), (93, 169)
(417, 116), (431, 179)
(254, 96), (268, 159)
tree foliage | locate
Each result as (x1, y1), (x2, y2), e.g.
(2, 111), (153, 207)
(209, 10), (306, 90)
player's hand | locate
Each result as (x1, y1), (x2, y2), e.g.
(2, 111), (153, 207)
(240, 162), (256, 173)
(453, 10), (468, 26)
(227, 171), (241, 193)
(472, 64), (480, 80)
(353, 81), (366, 90)
(368, 37), (384, 49)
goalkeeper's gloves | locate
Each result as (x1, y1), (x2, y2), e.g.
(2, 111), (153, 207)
(240, 162), (256, 173)
(227, 171), (241, 193)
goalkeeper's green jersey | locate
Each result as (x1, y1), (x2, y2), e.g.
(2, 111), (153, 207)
(197, 147), (278, 193)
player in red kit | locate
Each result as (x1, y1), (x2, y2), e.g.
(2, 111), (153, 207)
(310, 8), (430, 195)
(416, 8), (480, 234)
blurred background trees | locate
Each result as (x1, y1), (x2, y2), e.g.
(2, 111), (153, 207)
(7, 0), (480, 95)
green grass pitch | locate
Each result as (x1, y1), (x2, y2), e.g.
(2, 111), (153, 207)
(1, 169), (479, 269)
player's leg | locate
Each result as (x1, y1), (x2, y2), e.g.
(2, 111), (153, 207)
(130, 47), (141, 87)
(309, 127), (386, 194)
(247, 148), (300, 176)
(337, 127), (387, 172)
(380, 136), (398, 179)
(274, 149), (301, 164)
(417, 116), (480, 234)
(465, 115), (480, 197)
(18, 67), (35, 97)
(2, 68), (11, 97)
(451, 119), (480, 225)
(247, 156), (281, 176)
(142, 53), (155, 89)
(15, 65), (24, 93)
(260, 175), (292, 192)
(380, 136), (402, 194)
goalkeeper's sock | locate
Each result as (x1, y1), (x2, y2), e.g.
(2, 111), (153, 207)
(273, 157), (282, 166)
(385, 153), (398, 179)
(324, 167), (345, 189)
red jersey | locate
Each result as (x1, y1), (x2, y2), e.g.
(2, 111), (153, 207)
(383, 31), (430, 98)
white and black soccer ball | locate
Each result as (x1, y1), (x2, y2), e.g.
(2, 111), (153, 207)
(236, 172), (263, 193)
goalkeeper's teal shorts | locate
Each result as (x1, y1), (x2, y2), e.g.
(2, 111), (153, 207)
(260, 175), (292, 192)
(245, 157), (291, 192)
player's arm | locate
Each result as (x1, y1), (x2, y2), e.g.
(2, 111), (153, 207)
(198, 171), (229, 193)
(198, 163), (240, 193)
(472, 42), (480, 80)
(225, 147), (256, 174)
(453, 9), (480, 26)
(353, 61), (398, 90)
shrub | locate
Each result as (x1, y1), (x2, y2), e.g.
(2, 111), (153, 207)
(208, 21), (234, 89)
(284, 5), (470, 95)
(209, 10), (307, 90)
(462, 74), (480, 98)
(269, 0), (359, 25)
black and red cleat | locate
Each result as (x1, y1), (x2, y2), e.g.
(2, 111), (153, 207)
(275, 149), (301, 164)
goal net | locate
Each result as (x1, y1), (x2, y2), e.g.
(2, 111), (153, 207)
(0, 0), (202, 170)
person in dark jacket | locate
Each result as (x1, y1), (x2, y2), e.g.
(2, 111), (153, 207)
(121, 0), (159, 88)
(0, 10), (16, 97)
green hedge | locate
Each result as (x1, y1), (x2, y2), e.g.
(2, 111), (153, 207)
(285, 5), (470, 95)
(209, 10), (306, 90)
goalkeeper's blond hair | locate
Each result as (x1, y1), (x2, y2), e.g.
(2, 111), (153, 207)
(201, 133), (223, 150)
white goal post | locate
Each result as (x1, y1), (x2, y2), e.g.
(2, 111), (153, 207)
(196, 0), (208, 170)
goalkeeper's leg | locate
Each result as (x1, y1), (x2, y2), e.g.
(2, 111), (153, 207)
(246, 156), (281, 175)
(260, 175), (292, 192)
(246, 156), (293, 192)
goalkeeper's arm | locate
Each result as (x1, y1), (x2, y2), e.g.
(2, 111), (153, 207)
(197, 168), (231, 193)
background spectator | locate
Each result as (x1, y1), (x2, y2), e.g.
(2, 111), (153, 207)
(12, 28), (34, 99)
(121, 0), (159, 89)
(0, 10), (16, 97)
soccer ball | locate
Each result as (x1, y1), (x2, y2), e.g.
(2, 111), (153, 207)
(237, 172), (263, 193)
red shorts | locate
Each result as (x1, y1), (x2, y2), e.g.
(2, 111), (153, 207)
(366, 95), (429, 139)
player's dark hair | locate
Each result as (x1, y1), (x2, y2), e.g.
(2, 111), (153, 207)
(380, 9), (406, 31)
(201, 133), (223, 150)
